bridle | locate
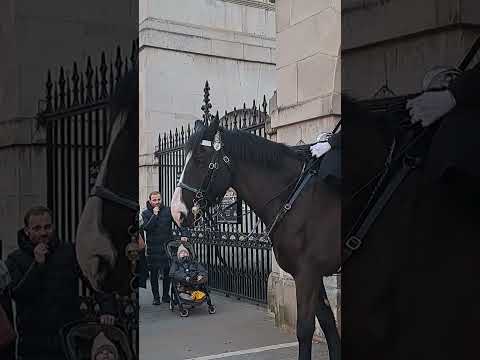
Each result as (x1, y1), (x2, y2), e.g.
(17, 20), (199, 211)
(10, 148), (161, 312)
(177, 130), (233, 224)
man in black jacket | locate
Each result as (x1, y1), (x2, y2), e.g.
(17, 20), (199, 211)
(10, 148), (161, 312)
(141, 191), (174, 305)
(5, 206), (116, 360)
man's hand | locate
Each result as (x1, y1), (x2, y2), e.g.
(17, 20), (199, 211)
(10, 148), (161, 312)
(99, 314), (116, 326)
(180, 236), (188, 243)
(406, 90), (456, 127)
(153, 206), (159, 215)
(33, 243), (49, 264)
(197, 275), (203, 282)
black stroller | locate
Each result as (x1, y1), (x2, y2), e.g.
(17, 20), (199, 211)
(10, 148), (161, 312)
(60, 321), (134, 360)
(166, 240), (216, 317)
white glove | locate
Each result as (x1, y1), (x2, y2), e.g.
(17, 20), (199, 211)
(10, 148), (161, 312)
(406, 90), (456, 127)
(310, 142), (331, 158)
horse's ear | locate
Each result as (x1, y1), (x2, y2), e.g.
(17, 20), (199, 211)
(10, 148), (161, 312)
(194, 120), (205, 132)
(208, 111), (220, 133)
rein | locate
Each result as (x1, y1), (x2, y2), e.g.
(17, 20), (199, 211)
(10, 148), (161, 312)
(339, 123), (431, 271)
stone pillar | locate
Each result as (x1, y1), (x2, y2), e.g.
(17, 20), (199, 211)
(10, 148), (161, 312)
(267, 0), (341, 338)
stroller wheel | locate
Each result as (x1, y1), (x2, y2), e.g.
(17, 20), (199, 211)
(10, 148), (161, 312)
(208, 305), (216, 314)
(180, 309), (189, 317)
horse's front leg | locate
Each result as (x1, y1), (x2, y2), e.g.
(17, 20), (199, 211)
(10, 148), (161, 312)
(295, 273), (318, 360)
(317, 279), (340, 360)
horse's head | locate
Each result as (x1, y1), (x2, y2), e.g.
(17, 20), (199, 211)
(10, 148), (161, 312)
(76, 69), (139, 294)
(171, 116), (234, 227)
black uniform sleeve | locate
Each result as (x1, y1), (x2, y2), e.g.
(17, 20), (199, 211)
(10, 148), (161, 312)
(449, 64), (480, 107)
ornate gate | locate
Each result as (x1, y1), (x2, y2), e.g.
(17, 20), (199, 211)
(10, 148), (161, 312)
(156, 82), (273, 304)
(37, 42), (139, 354)
(38, 43), (137, 244)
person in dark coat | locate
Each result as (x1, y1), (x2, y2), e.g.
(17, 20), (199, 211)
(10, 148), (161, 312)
(141, 191), (174, 305)
(5, 206), (117, 360)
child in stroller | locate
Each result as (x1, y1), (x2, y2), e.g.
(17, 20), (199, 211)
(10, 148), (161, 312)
(167, 240), (215, 317)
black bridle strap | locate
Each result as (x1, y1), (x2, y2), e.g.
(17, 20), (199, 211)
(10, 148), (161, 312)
(178, 182), (202, 195)
(90, 185), (139, 211)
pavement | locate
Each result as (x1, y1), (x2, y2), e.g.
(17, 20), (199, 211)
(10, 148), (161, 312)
(139, 281), (329, 360)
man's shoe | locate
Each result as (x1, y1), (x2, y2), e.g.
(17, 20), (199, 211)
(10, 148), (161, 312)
(152, 298), (161, 305)
(162, 295), (171, 303)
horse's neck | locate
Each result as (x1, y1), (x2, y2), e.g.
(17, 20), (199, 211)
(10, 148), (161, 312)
(231, 157), (303, 225)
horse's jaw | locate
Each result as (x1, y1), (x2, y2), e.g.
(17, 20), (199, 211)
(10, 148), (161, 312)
(76, 197), (117, 293)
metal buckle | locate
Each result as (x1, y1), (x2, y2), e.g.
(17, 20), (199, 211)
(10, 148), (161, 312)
(209, 162), (218, 170)
(284, 204), (291, 211)
(345, 235), (362, 251)
(223, 156), (230, 164)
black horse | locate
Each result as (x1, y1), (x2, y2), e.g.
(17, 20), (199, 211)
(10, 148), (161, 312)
(341, 95), (480, 360)
(170, 117), (341, 360)
(76, 68), (139, 296)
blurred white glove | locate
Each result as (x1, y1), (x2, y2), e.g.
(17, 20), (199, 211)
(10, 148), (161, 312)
(310, 142), (331, 158)
(406, 90), (456, 127)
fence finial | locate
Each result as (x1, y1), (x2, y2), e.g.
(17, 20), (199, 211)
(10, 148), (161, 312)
(72, 62), (80, 105)
(46, 70), (53, 112)
(59, 66), (66, 109)
(201, 81), (212, 126)
(100, 52), (108, 99)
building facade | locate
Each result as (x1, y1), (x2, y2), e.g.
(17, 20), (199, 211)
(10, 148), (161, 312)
(267, 0), (341, 339)
(139, 0), (277, 203)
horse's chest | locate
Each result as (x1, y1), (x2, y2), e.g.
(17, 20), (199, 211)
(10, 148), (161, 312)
(271, 242), (297, 275)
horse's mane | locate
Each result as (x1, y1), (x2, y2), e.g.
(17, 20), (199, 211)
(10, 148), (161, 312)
(186, 126), (303, 169)
(109, 67), (139, 127)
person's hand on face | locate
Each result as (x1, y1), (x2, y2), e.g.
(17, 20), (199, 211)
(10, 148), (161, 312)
(149, 194), (162, 215)
(25, 212), (54, 263)
(33, 243), (49, 264)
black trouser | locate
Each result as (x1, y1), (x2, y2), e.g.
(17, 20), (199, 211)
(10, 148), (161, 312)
(150, 265), (170, 300)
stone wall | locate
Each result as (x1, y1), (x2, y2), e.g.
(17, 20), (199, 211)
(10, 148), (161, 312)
(268, 0), (341, 339)
(342, 0), (480, 98)
(139, 0), (277, 203)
